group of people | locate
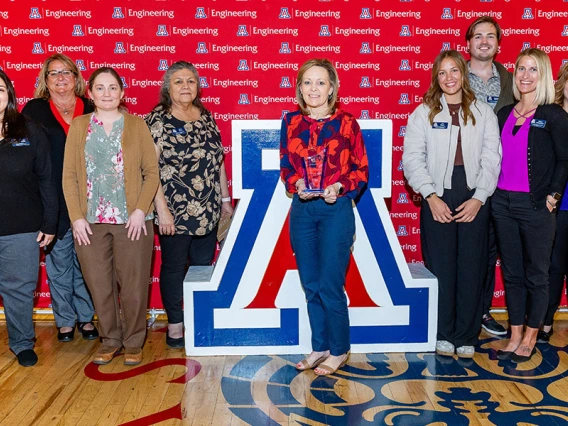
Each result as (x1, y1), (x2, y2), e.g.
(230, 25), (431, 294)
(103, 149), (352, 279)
(403, 17), (568, 363)
(1, 55), (231, 366)
(2, 15), (568, 372)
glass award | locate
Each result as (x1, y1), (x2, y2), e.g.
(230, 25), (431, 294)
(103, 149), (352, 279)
(302, 148), (327, 194)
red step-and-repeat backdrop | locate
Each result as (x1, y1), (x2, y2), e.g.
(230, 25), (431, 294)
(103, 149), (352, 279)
(2, 0), (567, 310)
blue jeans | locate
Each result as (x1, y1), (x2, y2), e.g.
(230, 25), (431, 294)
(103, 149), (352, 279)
(290, 195), (354, 356)
(45, 229), (95, 327)
(0, 232), (39, 354)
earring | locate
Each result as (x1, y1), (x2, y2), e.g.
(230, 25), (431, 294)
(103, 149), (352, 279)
(328, 94), (332, 100)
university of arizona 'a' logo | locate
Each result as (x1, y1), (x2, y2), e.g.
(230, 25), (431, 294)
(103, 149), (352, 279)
(72, 25), (84, 36)
(398, 126), (407, 137)
(195, 7), (207, 19)
(319, 25), (331, 37)
(360, 8), (372, 19)
(279, 77), (292, 88)
(238, 94), (250, 105)
(399, 93), (411, 104)
(76, 59), (86, 71)
(279, 7), (291, 19)
(156, 25), (169, 36)
(238, 59), (250, 71)
(32, 42), (44, 54)
(279, 42), (291, 54)
(399, 60), (411, 71)
(522, 42), (531, 51)
(114, 42), (126, 54)
(112, 7), (124, 19)
(400, 25), (412, 37)
(441, 8), (453, 19)
(360, 42), (372, 54)
(158, 59), (169, 71)
(360, 77), (372, 88)
(120, 77), (128, 88)
(397, 159), (404, 171)
(441, 42), (451, 51)
(522, 8), (534, 19)
(184, 119), (436, 355)
(360, 110), (371, 120)
(199, 77), (209, 88)
(30, 7), (42, 19)
(397, 225), (409, 236)
(562, 25), (568, 37)
(236, 25), (249, 37)
(196, 42), (208, 54)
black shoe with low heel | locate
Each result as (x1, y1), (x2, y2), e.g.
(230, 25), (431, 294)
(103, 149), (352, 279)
(77, 322), (99, 340)
(58, 327), (75, 342)
(166, 331), (184, 348)
(511, 347), (537, 363)
(496, 349), (514, 360)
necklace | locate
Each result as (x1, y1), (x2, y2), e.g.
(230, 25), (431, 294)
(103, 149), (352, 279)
(52, 98), (76, 115)
(513, 106), (537, 119)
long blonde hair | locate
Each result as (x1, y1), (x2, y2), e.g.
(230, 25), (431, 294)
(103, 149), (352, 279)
(554, 62), (568, 107)
(423, 50), (477, 126)
(513, 48), (555, 104)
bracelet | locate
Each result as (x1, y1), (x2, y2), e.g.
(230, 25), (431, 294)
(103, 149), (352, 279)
(222, 197), (231, 203)
(425, 192), (436, 199)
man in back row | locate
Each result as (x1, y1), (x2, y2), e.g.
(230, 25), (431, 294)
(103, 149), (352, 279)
(465, 16), (514, 336)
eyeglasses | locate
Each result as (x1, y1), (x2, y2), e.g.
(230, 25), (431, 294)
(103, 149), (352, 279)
(46, 69), (75, 79)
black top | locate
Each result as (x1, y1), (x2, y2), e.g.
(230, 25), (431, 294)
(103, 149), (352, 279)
(22, 97), (94, 238)
(497, 103), (568, 209)
(0, 119), (58, 236)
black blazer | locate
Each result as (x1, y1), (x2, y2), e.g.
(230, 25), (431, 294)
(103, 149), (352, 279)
(22, 97), (94, 239)
(497, 103), (568, 209)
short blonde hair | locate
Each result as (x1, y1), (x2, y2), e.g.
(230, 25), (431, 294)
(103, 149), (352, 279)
(554, 62), (568, 107)
(295, 58), (338, 116)
(513, 48), (555, 105)
(34, 53), (86, 99)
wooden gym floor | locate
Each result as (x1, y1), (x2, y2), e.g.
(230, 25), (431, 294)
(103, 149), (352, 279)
(0, 319), (567, 425)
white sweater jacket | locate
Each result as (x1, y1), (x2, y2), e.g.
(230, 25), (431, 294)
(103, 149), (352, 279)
(402, 96), (501, 204)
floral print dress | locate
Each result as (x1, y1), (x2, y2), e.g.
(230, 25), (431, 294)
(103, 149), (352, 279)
(145, 106), (224, 236)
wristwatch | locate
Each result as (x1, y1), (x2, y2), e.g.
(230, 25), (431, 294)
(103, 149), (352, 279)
(550, 192), (562, 201)
(336, 182), (344, 195)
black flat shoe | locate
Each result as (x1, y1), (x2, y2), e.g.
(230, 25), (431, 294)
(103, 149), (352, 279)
(496, 349), (514, 360)
(77, 322), (99, 340)
(16, 349), (38, 367)
(58, 327), (75, 342)
(166, 331), (184, 349)
(511, 347), (537, 364)
(537, 329), (553, 344)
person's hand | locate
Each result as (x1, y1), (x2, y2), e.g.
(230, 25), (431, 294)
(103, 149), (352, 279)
(296, 179), (318, 200)
(37, 232), (55, 248)
(125, 209), (147, 241)
(546, 195), (558, 213)
(72, 219), (93, 245)
(322, 183), (341, 204)
(157, 208), (175, 236)
(453, 198), (483, 223)
(427, 195), (453, 223)
(221, 199), (234, 217)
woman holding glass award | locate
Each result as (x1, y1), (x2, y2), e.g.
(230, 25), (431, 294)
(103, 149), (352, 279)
(280, 58), (368, 376)
(403, 50), (501, 359)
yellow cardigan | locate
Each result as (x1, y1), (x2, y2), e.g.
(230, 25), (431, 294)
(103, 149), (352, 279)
(63, 113), (159, 223)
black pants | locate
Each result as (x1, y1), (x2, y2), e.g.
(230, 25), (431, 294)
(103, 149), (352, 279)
(482, 217), (498, 316)
(421, 167), (489, 347)
(491, 189), (556, 328)
(158, 229), (218, 324)
(544, 210), (568, 326)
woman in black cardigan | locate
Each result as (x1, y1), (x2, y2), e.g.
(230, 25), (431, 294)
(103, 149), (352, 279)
(493, 48), (568, 363)
(22, 54), (98, 343)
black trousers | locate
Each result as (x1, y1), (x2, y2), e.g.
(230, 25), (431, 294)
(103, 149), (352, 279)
(482, 217), (498, 316)
(158, 229), (218, 324)
(421, 167), (489, 347)
(544, 210), (568, 326)
(491, 189), (556, 328)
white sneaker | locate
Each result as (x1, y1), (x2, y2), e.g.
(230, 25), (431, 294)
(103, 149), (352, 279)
(456, 345), (475, 359)
(436, 340), (455, 356)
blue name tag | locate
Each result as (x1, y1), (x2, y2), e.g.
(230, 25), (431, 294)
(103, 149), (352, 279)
(11, 138), (30, 147)
(432, 122), (448, 130)
(172, 127), (187, 136)
(530, 119), (546, 128)
(486, 96), (498, 104)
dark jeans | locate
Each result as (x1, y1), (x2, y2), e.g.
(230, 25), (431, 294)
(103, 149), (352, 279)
(290, 195), (354, 356)
(491, 189), (556, 328)
(544, 210), (568, 326)
(421, 167), (489, 347)
(159, 230), (218, 324)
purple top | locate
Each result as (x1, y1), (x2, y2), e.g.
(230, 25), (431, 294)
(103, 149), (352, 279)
(497, 110), (531, 192)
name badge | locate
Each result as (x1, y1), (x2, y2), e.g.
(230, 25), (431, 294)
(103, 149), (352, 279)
(486, 96), (498, 104)
(530, 119), (546, 128)
(432, 122), (448, 130)
(172, 127), (187, 136)
(11, 138), (30, 147)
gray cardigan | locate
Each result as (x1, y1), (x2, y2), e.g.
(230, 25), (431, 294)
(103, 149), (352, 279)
(402, 96), (501, 204)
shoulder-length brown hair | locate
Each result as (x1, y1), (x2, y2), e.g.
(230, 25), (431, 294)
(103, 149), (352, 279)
(87, 67), (127, 113)
(295, 58), (339, 116)
(554, 61), (568, 107)
(423, 50), (477, 126)
(34, 53), (87, 99)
